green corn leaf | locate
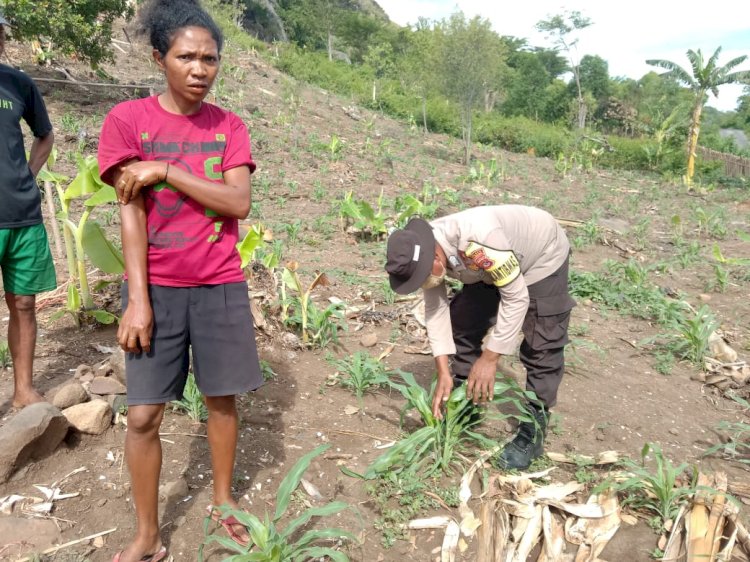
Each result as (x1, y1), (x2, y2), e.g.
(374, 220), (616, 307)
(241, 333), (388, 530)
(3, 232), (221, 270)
(283, 504), (350, 540)
(274, 444), (330, 521)
(200, 534), (247, 554)
(82, 221), (125, 274)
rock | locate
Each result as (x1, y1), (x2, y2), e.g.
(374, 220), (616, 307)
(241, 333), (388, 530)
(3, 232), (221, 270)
(109, 349), (127, 385)
(0, 403), (69, 483)
(281, 331), (302, 349)
(159, 477), (189, 503)
(92, 535), (106, 548)
(50, 382), (89, 409)
(106, 394), (128, 415)
(669, 428), (679, 436)
(174, 515), (187, 528)
(75, 364), (94, 379)
(698, 293), (712, 302)
(359, 333), (378, 347)
(89, 376), (127, 395)
(96, 498), (108, 507)
(63, 400), (113, 435)
(80, 372), (95, 383)
(708, 332), (738, 363)
(96, 361), (114, 378)
(0, 517), (61, 556)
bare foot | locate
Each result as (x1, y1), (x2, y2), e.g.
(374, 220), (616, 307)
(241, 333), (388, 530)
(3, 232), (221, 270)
(11, 388), (45, 409)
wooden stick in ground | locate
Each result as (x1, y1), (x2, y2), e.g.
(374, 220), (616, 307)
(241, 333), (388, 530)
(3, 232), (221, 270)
(16, 527), (117, 562)
(707, 472), (728, 559)
(43, 180), (63, 260)
(476, 500), (496, 562)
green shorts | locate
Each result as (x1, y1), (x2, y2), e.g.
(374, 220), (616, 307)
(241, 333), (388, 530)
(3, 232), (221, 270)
(0, 224), (57, 295)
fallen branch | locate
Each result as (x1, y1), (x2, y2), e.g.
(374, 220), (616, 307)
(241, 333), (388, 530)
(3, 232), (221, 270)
(31, 77), (154, 90)
(16, 527), (116, 562)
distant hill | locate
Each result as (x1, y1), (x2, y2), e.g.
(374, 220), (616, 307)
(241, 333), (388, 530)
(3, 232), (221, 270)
(240, 0), (390, 43)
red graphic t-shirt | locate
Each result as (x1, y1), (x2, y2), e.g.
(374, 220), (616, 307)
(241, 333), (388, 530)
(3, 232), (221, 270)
(98, 96), (255, 287)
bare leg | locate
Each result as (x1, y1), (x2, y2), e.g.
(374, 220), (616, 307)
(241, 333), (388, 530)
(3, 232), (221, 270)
(205, 395), (248, 542)
(118, 404), (165, 562)
(6, 292), (44, 408)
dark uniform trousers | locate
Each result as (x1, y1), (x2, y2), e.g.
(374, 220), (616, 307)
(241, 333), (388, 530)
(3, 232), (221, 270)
(449, 256), (576, 409)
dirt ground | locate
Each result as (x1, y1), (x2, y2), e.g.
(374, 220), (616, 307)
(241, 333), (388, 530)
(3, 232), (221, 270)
(0, 23), (748, 562)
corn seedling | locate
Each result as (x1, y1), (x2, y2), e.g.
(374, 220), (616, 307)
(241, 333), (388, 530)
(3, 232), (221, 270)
(380, 280), (396, 305)
(708, 264), (730, 293)
(281, 263), (345, 348)
(0, 340), (11, 369)
(692, 205), (728, 239)
(572, 218), (603, 248)
(284, 220), (303, 245)
(199, 444), (355, 562)
(45, 154), (124, 326)
(346, 371), (537, 479)
(337, 190), (388, 239)
(171, 372), (208, 423)
(658, 305), (717, 367)
(328, 134), (343, 160)
(328, 351), (393, 403)
(601, 442), (696, 525)
(260, 359), (277, 381)
(703, 393), (750, 465)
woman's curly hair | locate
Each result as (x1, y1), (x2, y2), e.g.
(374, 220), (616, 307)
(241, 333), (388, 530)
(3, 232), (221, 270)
(137, 0), (223, 55)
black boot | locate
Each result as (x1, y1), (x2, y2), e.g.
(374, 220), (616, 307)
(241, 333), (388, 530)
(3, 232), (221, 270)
(494, 405), (547, 471)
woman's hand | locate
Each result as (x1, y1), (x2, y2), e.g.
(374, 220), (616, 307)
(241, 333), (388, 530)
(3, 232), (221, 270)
(118, 300), (153, 353)
(117, 161), (169, 204)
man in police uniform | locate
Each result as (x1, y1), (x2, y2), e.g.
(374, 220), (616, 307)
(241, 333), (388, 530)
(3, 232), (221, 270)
(0, 13), (56, 407)
(385, 205), (575, 469)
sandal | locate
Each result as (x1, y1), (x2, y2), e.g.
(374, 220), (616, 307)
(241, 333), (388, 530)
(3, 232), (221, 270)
(207, 505), (250, 547)
(112, 545), (167, 562)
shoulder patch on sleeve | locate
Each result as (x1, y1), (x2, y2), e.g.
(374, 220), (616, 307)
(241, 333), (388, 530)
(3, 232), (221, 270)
(463, 241), (520, 287)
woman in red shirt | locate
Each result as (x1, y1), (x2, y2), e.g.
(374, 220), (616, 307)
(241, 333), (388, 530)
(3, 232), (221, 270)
(98, 1), (263, 560)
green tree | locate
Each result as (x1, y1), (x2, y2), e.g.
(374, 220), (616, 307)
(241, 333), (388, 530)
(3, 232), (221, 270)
(647, 47), (750, 185)
(502, 52), (551, 119)
(435, 12), (505, 164)
(397, 21), (439, 132)
(4, 0), (133, 66)
(536, 10), (593, 129)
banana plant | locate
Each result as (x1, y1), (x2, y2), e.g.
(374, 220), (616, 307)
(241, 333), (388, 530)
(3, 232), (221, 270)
(51, 154), (124, 325)
(280, 262), (339, 346)
(236, 223), (278, 270)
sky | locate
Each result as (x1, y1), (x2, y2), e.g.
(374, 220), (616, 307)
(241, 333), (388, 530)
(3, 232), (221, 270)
(375, 0), (750, 112)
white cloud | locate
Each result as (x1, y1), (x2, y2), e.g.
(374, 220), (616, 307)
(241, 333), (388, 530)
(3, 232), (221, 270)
(375, 0), (750, 111)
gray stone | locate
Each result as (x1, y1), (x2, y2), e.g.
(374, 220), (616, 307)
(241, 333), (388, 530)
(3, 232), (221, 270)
(62, 400), (113, 435)
(74, 364), (94, 379)
(0, 517), (61, 556)
(109, 349), (127, 385)
(89, 376), (127, 395)
(0, 403), (69, 483)
(50, 382), (89, 409)
(359, 333), (378, 347)
(106, 394), (128, 414)
(159, 477), (189, 503)
(96, 361), (114, 378)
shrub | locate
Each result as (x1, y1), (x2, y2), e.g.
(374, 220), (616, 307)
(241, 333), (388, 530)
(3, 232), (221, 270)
(5, 0), (133, 66)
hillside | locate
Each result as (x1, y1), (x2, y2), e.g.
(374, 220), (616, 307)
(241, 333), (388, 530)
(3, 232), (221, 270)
(0, 15), (749, 562)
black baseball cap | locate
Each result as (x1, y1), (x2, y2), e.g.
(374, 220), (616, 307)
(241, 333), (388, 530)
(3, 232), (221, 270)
(385, 218), (435, 294)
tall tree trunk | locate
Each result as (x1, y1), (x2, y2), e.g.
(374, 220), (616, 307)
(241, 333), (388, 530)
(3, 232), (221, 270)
(686, 98), (704, 186)
(372, 80), (377, 104)
(422, 96), (428, 134)
(573, 64), (586, 129)
(327, 31), (333, 62)
(462, 108), (473, 164)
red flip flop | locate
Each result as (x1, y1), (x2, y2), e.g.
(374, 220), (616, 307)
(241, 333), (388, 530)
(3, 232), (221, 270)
(207, 505), (250, 547)
(112, 545), (167, 562)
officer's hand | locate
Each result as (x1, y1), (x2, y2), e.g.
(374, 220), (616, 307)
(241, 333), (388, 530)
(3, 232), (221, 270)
(431, 374), (454, 420)
(466, 354), (498, 404)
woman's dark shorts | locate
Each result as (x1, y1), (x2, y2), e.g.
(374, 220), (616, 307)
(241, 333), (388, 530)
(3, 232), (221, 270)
(122, 282), (264, 405)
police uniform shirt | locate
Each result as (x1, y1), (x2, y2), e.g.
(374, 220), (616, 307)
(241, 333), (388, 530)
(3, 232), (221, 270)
(423, 205), (570, 357)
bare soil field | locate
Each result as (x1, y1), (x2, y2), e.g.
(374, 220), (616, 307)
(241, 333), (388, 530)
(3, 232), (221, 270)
(0, 26), (748, 562)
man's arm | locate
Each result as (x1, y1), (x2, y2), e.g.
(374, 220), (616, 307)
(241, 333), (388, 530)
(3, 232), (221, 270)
(27, 131), (54, 177)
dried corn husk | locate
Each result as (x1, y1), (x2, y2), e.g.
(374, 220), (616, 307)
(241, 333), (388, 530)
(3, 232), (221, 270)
(442, 520), (460, 562)
(546, 451), (620, 465)
(565, 488), (621, 561)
